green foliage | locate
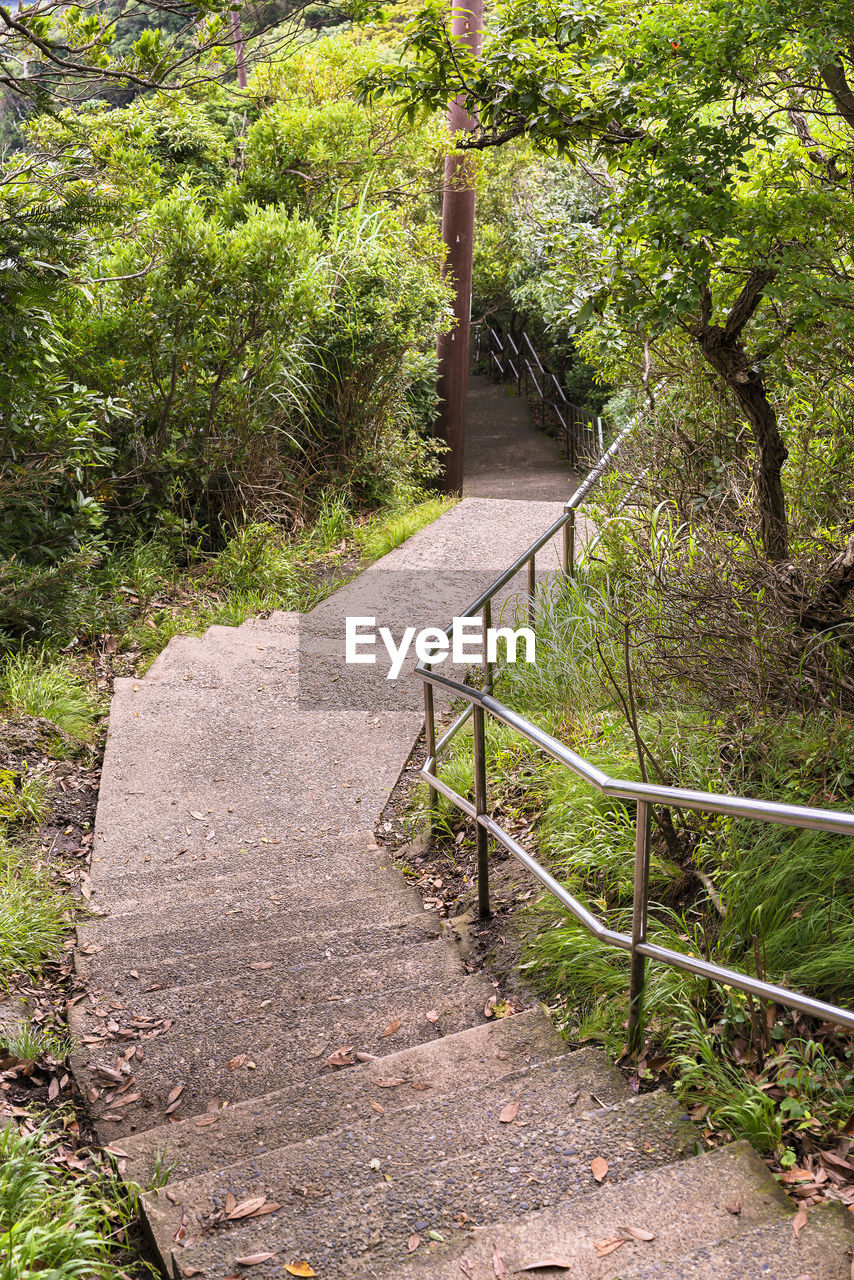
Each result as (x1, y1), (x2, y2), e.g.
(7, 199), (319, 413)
(0, 840), (70, 986)
(0, 1121), (144, 1280)
(355, 496), (455, 560)
(0, 653), (101, 739)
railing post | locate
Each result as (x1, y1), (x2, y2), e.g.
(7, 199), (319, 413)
(562, 509), (576, 578)
(423, 665), (437, 830)
(527, 553), (536, 628)
(472, 704), (491, 919)
(482, 598), (492, 692)
(627, 799), (652, 1055)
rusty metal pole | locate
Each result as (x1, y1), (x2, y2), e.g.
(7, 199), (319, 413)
(231, 5), (248, 89)
(435, 0), (484, 495)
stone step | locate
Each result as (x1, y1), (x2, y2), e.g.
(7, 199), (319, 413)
(147, 1087), (697, 1279)
(617, 1198), (852, 1279)
(95, 680), (420, 856)
(76, 909), (441, 998)
(72, 972), (493, 1138)
(382, 1139), (794, 1280)
(88, 828), (389, 895)
(143, 621), (298, 689)
(118, 1011), (576, 1184)
(85, 834), (415, 929)
(74, 933), (471, 1051)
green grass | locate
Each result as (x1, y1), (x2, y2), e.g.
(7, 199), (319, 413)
(0, 1121), (148, 1280)
(0, 838), (71, 987)
(356, 497), (456, 561)
(0, 652), (101, 740)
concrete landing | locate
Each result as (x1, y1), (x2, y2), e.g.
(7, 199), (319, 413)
(464, 374), (576, 500)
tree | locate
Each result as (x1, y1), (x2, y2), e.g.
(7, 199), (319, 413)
(364, 0), (854, 561)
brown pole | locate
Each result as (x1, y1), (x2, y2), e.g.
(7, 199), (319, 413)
(231, 5), (248, 89)
(435, 0), (483, 495)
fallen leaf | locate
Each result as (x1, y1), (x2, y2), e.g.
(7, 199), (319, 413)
(369, 1101), (385, 1115)
(354, 1051), (377, 1063)
(249, 962), (273, 971)
(793, 1204), (808, 1238)
(594, 1238), (626, 1258)
(227, 1055), (246, 1070)
(459, 1264), (474, 1279)
(819, 1150), (854, 1175)
(190, 812), (204, 821)
(591, 1156), (609, 1183)
(104, 1144), (131, 1159)
(425, 1010), (440, 1024)
(227, 1196), (268, 1220)
(408, 1234), (421, 1252)
(620, 1225), (655, 1241)
(373, 1077), (405, 1088)
(236, 1255), (275, 1267)
(284, 1264), (316, 1277)
(725, 1200), (742, 1215)
(380, 1018), (402, 1038)
(250, 1203), (282, 1218)
(326, 1048), (355, 1068)
(225, 1193), (237, 1215)
(48, 1077), (60, 1101)
(166, 1082), (185, 1107)
(499, 1097), (520, 1124)
(492, 1247), (506, 1278)
(182, 1268), (205, 1277)
(519, 1258), (573, 1270)
(410, 1081), (431, 1091)
(195, 1115), (217, 1127)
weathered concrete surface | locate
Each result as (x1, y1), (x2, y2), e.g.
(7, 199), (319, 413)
(71, 379), (829, 1280)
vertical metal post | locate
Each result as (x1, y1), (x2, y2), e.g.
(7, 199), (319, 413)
(527, 554), (536, 628)
(423, 671), (437, 830)
(627, 799), (652, 1054)
(472, 705), (491, 919)
(597, 416), (604, 457)
(482, 598), (492, 691)
(562, 509), (576, 578)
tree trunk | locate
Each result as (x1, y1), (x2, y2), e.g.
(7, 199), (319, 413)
(694, 272), (789, 561)
(435, 0), (483, 495)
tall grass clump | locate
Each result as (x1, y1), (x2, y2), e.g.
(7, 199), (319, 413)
(0, 1122), (144, 1280)
(0, 652), (100, 739)
(0, 839), (70, 985)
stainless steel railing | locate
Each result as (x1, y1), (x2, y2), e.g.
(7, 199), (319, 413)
(416, 434), (854, 1049)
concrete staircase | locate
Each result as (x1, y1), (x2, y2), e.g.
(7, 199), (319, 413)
(71, 499), (852, 1279)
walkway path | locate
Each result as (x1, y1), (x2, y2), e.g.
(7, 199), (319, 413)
(464, 374), (575, 501)
(71, 381), (850, 1279)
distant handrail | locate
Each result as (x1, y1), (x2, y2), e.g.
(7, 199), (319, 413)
(415, 431), (854, 1047)
(477, 323), (606, 468)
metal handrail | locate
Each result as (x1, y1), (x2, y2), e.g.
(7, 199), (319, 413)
(416, 433), (854, 1046)
(478, 322), (603, 468)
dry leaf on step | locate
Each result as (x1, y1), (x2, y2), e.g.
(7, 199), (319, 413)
(499, 1098), (520, 1124)
(372, 1077), (405, 1088)
(519, 1258), (572, 1270)
(182, 1268), (205, 1277)
(459, 1263), (474, 1279)
(492, 1247), (506, 1278)
(284, 1263), (317, 1277)
(792, 1204), (808, 1238)
(408, 1234), (421, 1252)
(725, 1200), (742, 1215)
(166, 1082), (185, 1107)
(227, 1055), (246, 1070)
(236, 1254), (275, 1266)
(594, 1238), (626, 1258)
(380, 1019), (402, 1038)
(425, 1010), (440, 1024)
(225, 1193), (237, 1215)
(620, 1225), (655, 1241)
(591, 1156), (609, 1182)
(249, 1203), (282, 1218)
(249, 962), (272, 971)
(227, 1196), (268, 1220)
(326, 1048), (355, 1068)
